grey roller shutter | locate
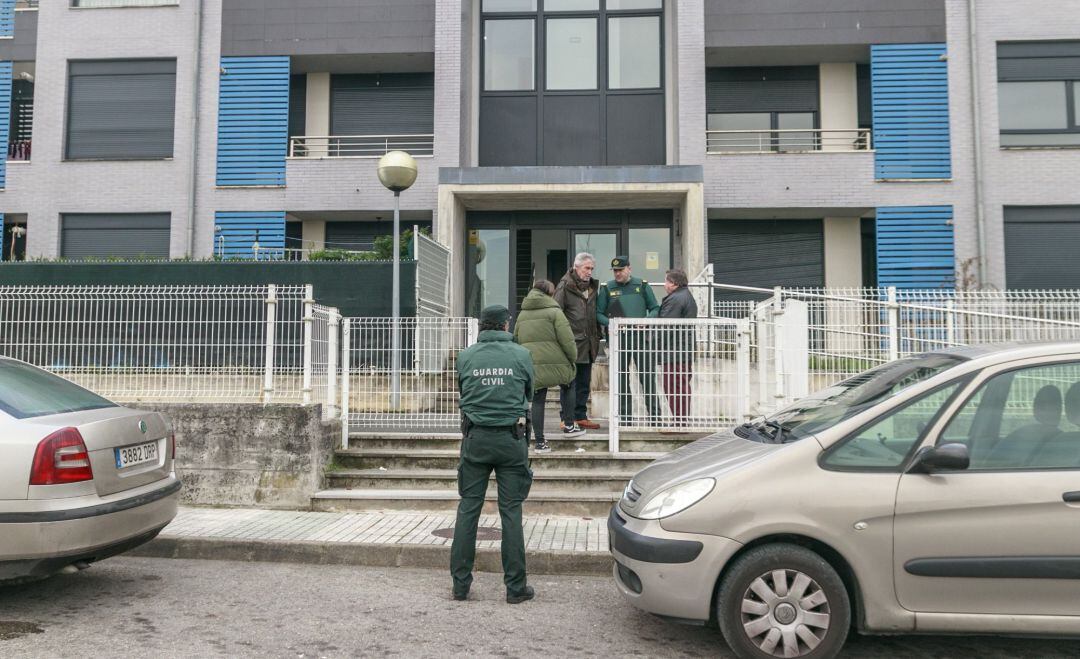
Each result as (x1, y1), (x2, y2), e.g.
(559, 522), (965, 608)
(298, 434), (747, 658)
(708, 219), (824, 294)
(66, 60), (177, 160)
(61, 213), (171, 259)
(324, 221), (393, 252)
(330, 73), (434, 136)
(1004, 206), (1080, 289)
(706, 67), (819, 113)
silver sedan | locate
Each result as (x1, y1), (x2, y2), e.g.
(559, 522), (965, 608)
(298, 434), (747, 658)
(0, 357), (180, 583)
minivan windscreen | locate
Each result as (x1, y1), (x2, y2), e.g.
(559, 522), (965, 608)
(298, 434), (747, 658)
(737, 354), (966, 444)
(0, 359), (117, 419)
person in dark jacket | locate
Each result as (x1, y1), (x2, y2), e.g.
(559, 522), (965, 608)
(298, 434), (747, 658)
(659, 269), (698, 425)
(514, 279), (582, 452)
(553, 252), (601, 431)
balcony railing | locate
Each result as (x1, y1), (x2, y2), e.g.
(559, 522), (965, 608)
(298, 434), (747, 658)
(8, 140), (30, 161)
(288, 134), (435, 159)
(706, 128), (872, 154)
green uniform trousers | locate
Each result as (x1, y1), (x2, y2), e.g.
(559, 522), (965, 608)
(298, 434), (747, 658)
(450, 425), (534, 597)
(618, 347), (659, 424)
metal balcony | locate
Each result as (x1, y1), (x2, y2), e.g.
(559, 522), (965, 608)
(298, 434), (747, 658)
(706, 128), (872, 154)
(288, 135), (435, 159)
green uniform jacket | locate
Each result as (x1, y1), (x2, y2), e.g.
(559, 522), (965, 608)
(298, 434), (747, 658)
(457, 330), (534, 426)
(596, 276), (660, 326)
(513, 290), (577, 390)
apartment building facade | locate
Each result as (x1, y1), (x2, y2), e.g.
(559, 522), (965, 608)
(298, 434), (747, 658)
(0, 0), (1078, 316)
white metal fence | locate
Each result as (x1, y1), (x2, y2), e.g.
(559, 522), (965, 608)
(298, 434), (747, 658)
(341, 316), (478, 444)
(606, 283), (1080, 447)
(414, 228), (451, 318)
(0, 284), (339, 416)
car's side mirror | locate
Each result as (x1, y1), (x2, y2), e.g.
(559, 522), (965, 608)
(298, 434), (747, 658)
(907, 442), (970, 474)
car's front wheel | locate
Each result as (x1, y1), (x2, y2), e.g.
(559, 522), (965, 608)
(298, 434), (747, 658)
(716, 543), (851, 659)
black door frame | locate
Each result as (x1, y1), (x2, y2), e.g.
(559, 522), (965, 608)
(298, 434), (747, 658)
(466, 209), (672, 318)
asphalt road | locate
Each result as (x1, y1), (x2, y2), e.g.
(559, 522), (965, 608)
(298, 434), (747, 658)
(1, 557), (1079, 658)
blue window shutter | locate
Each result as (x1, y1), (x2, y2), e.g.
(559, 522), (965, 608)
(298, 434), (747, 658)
(216, 56), (289, 187)
(871, 44), (951, 180)
(0, 61), (11, 190)
(214, 211), (286, 259)
(876, 206), (955, 289)
(0, 0), (14, 39)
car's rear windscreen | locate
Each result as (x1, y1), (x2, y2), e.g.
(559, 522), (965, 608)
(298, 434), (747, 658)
(0, 359), (117, 419)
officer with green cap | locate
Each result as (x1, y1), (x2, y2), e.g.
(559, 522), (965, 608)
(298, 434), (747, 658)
(451, 304), (536, 604)
(597, 256), (661, 425)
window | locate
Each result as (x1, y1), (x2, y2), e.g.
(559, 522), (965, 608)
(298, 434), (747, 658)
(484, 20), (535, 91)
(71, 0), (178, 7)
(0, 359), (116, 420)
(997, 41), (1080, 147)
(1004, 206), (1080, 289)
(545, 0), (599, 9)
(482, 0), (535, 10)
(60, 213), (171, 259)
(66, 59), (176, 160)
(607, 0), (661, 8)
(707, 112), (818, 152)
(608, 16), (661, 89)
(467, 229), (511, 318)
(546, 18), (597, 90)
(940, 361), (1080, 470)
(822, 382), (962, 470)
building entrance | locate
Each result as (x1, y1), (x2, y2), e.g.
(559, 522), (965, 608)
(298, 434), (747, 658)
(465, 210), (672, 319)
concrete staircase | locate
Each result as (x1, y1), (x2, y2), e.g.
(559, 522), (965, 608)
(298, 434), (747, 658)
(312, 419), (704, 516)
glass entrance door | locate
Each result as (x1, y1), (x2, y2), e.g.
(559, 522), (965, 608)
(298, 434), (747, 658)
(572, 231), (618, 280)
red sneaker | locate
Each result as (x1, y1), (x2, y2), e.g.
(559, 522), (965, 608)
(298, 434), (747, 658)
(576, 418), (601, 430)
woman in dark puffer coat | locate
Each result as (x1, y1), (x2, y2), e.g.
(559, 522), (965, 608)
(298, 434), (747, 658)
(513, 279), (582, 452)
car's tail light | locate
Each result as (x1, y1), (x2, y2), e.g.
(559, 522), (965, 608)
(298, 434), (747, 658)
(29, 427), (94, 485)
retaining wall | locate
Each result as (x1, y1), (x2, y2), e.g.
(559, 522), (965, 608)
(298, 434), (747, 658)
(128, 403), (337, 509)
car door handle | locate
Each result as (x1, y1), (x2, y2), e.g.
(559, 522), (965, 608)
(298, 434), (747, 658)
(1063, 491), (1080, 503)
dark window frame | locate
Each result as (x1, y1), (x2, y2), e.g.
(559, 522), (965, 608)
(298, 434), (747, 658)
(64, 58), (177, 161)
(997, 41), (1080, 146)
(480, 0), (665, 165)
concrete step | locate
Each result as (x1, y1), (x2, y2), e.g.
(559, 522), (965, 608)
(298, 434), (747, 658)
(334, 448), (663, 472)
(324, 468), (634, 494)
(311, 488), (620, 517)
(348, 432), (701, 453)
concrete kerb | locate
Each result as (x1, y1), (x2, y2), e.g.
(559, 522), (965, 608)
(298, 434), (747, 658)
(129, 536), (613, 577)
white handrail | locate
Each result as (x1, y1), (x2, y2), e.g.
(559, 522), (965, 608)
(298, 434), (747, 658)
(289, 134), (435, 159)
(706, 128), (872, 154)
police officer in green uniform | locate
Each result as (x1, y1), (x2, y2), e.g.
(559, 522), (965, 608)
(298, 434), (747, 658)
(451, 305), (536, 604)
(597, 256), (661, 425)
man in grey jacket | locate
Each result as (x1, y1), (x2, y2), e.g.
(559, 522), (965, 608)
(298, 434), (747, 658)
(658, 269), (698, 426)
(554, 252), (601, 431)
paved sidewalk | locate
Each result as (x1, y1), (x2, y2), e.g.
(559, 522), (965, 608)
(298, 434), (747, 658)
(132, 506), (613, 576)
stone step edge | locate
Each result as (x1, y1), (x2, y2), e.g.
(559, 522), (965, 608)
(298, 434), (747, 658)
(312, 489), (621, 502)
(325, 469), (637, 480)
(336, 449), (665, 460)
(129, 535), (612, 578)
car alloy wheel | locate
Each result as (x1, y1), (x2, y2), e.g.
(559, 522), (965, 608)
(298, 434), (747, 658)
(717, 543), (850, 659)
(740, 568), (830, 657)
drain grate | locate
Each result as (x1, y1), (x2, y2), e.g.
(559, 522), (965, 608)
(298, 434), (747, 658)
(432, 526), (502, 541)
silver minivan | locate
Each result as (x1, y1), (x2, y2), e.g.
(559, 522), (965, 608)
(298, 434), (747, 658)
(611, 343), (1080, 658)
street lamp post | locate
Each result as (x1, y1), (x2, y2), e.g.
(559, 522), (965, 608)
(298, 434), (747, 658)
(377, 150), (418, 410)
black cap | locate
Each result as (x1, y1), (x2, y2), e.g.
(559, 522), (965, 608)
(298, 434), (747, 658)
(610, 255), (630, 270)
(480, 305), (510, 326)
